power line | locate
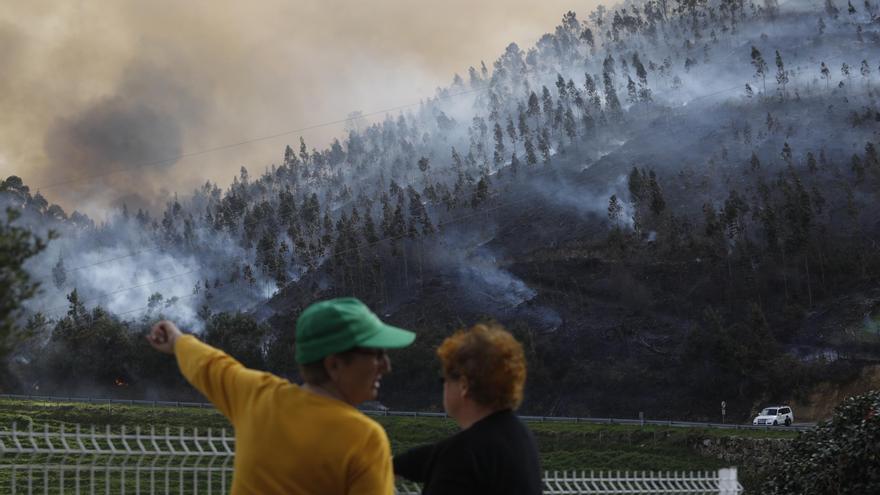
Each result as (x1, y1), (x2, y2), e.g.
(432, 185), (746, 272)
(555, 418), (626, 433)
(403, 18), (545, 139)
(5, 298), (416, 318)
(34, 194), (539, 338)
(33, 85), (494, 192)
(41, 268), (201, 317)
(34, 62), (568, 194)
(31, 69), (752, 331)
(36, 76), (742, 278)
(35, 76), (748, 288)
(59, 245), (166, 275)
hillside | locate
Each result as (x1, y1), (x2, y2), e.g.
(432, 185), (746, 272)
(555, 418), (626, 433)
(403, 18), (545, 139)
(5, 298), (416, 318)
(1, 0), (880, 420)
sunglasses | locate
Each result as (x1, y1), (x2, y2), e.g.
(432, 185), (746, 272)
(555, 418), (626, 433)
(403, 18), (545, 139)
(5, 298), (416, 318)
(351, 348), (388, 360)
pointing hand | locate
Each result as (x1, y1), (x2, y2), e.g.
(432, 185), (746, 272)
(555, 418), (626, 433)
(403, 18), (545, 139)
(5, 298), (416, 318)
(147, 320), (183, 354)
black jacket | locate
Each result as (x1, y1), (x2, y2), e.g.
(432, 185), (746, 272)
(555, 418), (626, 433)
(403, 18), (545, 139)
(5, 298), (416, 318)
(394, 410), (542, 495)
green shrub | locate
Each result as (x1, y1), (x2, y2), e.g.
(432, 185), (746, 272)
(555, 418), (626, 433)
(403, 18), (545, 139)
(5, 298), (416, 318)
(761, 390), (880, 494)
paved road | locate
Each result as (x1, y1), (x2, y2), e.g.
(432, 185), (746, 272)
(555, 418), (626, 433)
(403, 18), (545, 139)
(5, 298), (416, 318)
(0, 393), (817, 431)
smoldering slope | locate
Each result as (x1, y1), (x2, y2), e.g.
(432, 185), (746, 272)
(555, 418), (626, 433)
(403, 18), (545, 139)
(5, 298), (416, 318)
(9, 0), (880, 341)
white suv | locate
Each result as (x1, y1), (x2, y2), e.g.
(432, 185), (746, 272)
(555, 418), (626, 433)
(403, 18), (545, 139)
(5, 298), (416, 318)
(752, 406), (794, 426)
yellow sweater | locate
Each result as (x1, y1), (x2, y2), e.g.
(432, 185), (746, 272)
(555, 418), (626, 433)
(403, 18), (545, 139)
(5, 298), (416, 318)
(174, 335), (395, 495)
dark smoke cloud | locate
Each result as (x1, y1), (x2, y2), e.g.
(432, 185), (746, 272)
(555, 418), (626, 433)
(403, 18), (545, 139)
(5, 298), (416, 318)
(42, 59), (210, 208)
(45, 98), (183, 176)
(1, 0), (600, 218)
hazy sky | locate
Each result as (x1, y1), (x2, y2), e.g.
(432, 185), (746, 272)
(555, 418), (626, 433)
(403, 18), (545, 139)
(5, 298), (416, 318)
(0, 0), (599, 218)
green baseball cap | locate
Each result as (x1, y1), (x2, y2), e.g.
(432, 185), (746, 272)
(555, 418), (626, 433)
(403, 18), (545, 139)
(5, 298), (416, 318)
(295, 297), (416, 364)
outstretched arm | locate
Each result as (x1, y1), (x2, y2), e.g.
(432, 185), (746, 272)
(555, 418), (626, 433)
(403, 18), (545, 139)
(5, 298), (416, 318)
(147, 320), (271, 424)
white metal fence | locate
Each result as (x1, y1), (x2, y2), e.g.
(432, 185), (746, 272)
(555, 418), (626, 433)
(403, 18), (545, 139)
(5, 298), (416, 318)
(1, 422), (743, 494)
(396, 469), (742, 494)
(0, 422), (234, 494)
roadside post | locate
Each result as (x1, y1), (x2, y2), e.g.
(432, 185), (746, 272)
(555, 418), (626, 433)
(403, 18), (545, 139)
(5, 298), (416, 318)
(721, 401), (726, 424)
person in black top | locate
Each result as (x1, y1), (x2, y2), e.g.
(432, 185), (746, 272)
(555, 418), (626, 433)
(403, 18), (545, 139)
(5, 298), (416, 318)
(394, 323), (542, 495)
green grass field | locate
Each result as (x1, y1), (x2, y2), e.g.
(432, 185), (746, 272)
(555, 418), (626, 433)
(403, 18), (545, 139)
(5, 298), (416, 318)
(0, 397), (796, 473)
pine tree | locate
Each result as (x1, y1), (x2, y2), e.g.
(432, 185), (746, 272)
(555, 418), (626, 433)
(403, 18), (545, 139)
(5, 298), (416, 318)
(751, 46), (768, 93)
(603, 53), (616, 76)
(283, 145), (297, 168)
(506, 117), (518, 153)
(563, 108), (577, 140)
(585, 74), (602, 113)
(275, 241), (289, 288)
(524, 135), (538, 166)
(607, 195), (623, 228)
(301, 193), (320, 232)
(541, 86), (554, 117)
(243, 264), (257, 286)
(632, 52), (652, 102)
(628, 167), (646, 232)
(648, 170), (666, 217)
(581, 27), (595, 50)
(627, 76), (638, 104)
(321, 211), (334, 249)
(517, 111), (530, 141)
(721, 189), (749, 242)
(381, 194), (394, 238)
(278, 189), (297, 226)
(603, 71), (622, 115)
(66, 289), (87, 323)
(556, 74), (568, 100)
(841, 62), (852, 85)
(256, 231), (278, 277)
(391, 196), (406, 238)
(299, 137), (309, 164)
(363, 213), (379, 244)
(493, 122), (505, 166)
(1, 207), (51, 380)
(775, 50), (789, 97)
(820, 62), (832, 89)
(781, 142), (793, 165)
(472, 177), (489, 207)
(750, 152), (761, 172)
(527, 92), (541, 118)
(52, 256), (67, 290)
(537, 128), (551, 163)
(451, 147), (464, 173)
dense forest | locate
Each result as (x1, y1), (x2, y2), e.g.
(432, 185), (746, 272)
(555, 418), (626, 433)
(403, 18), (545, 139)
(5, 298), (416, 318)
(2, 0), (880, 421)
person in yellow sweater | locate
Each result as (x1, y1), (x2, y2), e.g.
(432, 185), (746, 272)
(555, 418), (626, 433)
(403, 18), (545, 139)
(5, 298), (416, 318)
(146, 297), (416, 495)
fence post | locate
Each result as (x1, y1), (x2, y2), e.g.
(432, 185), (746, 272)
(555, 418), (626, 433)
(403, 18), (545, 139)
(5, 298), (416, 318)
(718, 467), (738, 495)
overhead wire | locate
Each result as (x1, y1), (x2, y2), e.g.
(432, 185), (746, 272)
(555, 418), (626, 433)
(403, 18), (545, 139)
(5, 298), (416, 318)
(34, 72), (744, 278)
(33, 84), (494, 192)
(50, 194), (541, 339)
(28, 54), (751, 337)
(35, 82), (748, 337)
(31, 75), (507, 278)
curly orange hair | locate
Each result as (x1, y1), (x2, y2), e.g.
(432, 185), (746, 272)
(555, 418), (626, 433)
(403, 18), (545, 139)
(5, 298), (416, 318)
(436, 323), (527, 411)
